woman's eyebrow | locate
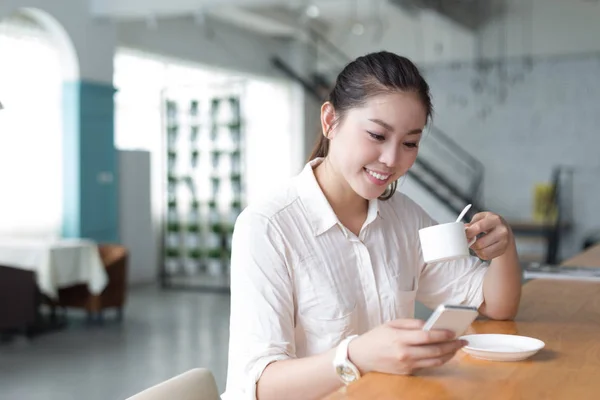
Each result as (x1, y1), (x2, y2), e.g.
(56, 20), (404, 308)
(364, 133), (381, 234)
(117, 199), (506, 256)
(368, 118), (394, 131)
(368, 118), (422, 135)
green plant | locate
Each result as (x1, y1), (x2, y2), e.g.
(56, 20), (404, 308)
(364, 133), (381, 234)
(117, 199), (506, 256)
(211, 177), (221, 190)
(190, 199), (200, 209)
(183, 176), (195, 194)
(167, 222), (180, 232)
(230, 173), (241, 183)
(207, 248), (222, 259)
(167, 127), (178, 147)
(208, 200), (217, 209)
(190, 126), (199, 142)
(165, 248), (180, 258)
(210, 223), (223, 234)
(231, 200), (241, 209)
(190, 100), (199, 115)
(188, 249), (202, 259)
(168, 200), (177, 209)
(187, 224), (200, 233)
(166, 100), (177, 111)
(211, 150), (222, 167)
(210, 98), (220, 110)
(167, 175), (177, 184)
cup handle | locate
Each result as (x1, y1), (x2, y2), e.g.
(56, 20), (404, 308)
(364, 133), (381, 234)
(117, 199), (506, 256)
(464, 226), (477, 247)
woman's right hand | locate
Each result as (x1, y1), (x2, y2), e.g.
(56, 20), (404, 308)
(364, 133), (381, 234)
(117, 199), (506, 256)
(347, 319), (467, 375)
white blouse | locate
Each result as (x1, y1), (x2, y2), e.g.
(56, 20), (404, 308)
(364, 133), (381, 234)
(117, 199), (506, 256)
(222, 158), (487, 399)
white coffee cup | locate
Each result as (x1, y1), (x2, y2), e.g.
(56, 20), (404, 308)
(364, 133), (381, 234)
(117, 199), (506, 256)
(418, 222), (476, 264)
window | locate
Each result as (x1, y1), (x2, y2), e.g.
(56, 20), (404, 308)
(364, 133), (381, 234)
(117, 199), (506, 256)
(0, 16), (63, 238)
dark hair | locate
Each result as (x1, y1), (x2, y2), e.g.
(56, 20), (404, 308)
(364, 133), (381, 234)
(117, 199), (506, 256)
(309, 51), (433, 200)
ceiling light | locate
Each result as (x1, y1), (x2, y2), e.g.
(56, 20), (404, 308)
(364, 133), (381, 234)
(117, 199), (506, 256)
(306, 5), (320, 18)
(352, 22), (365, 36)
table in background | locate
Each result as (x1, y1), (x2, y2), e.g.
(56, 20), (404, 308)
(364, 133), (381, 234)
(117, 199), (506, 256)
(561, 243), (600, 268)
(0, 238), (107, 299)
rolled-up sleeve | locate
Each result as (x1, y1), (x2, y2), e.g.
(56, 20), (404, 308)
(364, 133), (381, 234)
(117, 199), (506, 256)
(222, 210), (296, 400)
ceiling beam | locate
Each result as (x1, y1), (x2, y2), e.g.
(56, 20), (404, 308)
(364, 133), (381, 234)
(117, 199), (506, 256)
(389, 0), (501, 30)
(90, 0), (291, 19)
(210, 6), (299, 37)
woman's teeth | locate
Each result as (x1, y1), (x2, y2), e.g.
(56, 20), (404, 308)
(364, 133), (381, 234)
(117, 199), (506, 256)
(366, 169), (390, 181)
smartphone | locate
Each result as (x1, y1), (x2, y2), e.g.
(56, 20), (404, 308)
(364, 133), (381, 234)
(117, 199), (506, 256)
(422, 304), (479, 338)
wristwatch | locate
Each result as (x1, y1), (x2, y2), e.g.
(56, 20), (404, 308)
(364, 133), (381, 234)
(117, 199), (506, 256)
(333, 335), (361, 385)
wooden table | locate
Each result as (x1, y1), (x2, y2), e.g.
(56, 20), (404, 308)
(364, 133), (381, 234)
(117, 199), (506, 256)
(324, 279), (600, 400)
(561, 243), (600, 268)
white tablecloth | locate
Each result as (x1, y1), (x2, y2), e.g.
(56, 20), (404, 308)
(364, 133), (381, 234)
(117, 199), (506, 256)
(0, 238), (108, 299)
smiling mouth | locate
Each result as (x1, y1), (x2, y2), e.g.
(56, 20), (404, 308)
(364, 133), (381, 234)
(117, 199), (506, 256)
(364, 168), (392, 184)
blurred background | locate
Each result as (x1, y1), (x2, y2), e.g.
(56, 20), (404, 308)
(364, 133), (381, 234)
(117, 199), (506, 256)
(0, 0), (599, 398)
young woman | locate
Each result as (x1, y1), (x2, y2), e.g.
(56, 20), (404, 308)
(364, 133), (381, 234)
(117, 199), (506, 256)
(222, 51), (522, 400)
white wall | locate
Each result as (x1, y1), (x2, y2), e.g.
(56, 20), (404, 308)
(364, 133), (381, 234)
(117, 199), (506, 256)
(0, 0), (115, 83)
(479, 0), (600, 61)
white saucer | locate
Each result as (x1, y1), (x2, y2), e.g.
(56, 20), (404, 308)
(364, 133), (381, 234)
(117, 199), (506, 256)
(459, 334), (545, 362)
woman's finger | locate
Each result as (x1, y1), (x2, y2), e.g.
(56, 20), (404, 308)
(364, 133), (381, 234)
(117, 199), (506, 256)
(475, 240), (506, 260)
(398, 328), (455, 345)
(467, 212), (488, 225)
(409, 351), (458, 371)
(468, 213), (502, 237)
(406, 339), (466, 360)
(387, 318), (426, 330)
(471, 227), (501, 250)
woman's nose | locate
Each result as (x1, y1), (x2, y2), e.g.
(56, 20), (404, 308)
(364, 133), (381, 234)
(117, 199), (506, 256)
(379, 144), (399, 168)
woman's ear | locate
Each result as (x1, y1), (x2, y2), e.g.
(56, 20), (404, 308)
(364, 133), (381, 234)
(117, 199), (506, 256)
(320, 102), (336, 139)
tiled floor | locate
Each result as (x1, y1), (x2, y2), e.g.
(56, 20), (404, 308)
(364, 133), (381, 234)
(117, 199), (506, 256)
(0, 285), (231, 400)
(0, 285), (435, 400)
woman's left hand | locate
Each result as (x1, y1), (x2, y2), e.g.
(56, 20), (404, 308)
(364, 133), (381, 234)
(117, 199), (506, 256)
(465, 212), (514, 261)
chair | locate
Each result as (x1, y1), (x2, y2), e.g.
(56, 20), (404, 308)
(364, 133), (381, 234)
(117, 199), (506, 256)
(50, 243), (128, 321)
(126, 368), (220, 400)
(0, 265), (38, 332)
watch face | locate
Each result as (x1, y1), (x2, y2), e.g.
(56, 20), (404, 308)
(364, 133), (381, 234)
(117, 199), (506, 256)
(336, 365), (358, 384)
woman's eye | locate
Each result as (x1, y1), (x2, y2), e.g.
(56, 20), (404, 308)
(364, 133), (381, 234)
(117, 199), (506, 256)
(404, 142), (419, 149)
(368, 131), (385, 141)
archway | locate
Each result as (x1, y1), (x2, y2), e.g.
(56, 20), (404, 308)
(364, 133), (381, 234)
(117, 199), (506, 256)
(20, 8), (79, 81)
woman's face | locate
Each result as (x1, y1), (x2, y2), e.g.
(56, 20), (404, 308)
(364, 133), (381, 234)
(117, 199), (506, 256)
(324, 91), (427, 200)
